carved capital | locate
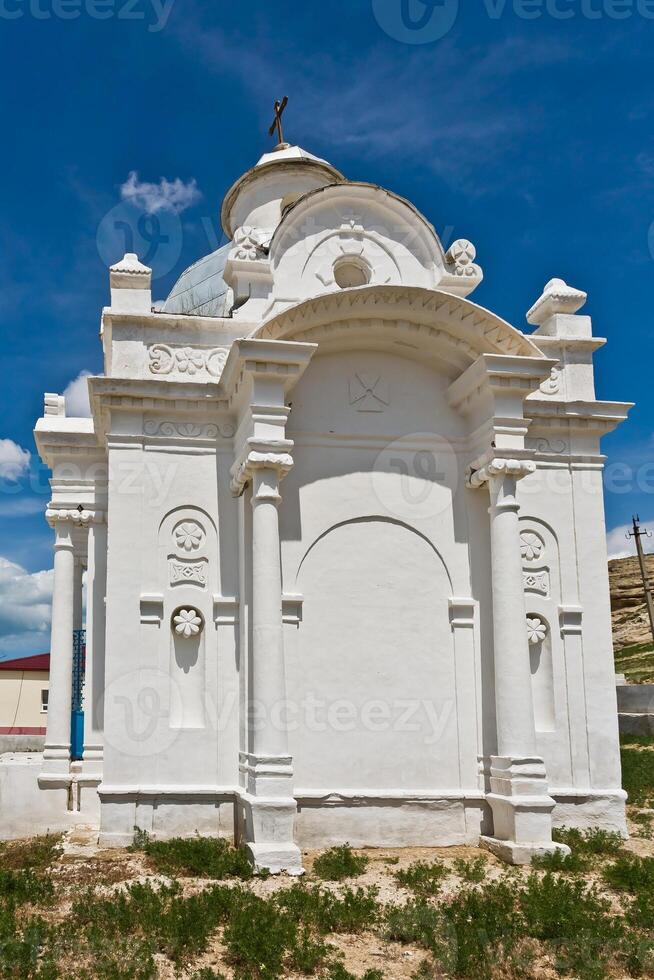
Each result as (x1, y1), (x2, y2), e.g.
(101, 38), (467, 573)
(230, 441), (294, 496)
(467, 458), (536, 489)
(46, 507), (105, 528)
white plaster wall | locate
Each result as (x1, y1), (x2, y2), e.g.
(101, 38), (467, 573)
(280, 349), (480, 797)
(102, 426), (240, 805)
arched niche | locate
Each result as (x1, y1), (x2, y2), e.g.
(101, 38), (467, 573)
(157, 506), (218, 730)
(286, 516), (458, 792)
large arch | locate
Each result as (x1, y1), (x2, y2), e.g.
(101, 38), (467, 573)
(253, 285), (545, 378)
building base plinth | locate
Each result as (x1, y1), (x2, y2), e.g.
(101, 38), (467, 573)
(238, 793), (303, 874)
(483, 756), (566, 864)
(480, 835), (570, 865)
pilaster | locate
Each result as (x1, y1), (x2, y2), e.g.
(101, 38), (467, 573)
(223, 338), (316, 873)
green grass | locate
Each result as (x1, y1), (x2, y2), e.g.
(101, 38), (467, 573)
(312, 844), (369, 881)
(615, 641), (654, 683)
(0, 835), (61, 874)
(8, 830), (654, 979)
(621, 746), (654, 806)
(130, 829), (252, 880)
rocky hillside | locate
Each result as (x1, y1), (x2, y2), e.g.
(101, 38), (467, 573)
(610, 554), (654, 651)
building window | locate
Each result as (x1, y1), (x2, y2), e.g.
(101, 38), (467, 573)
(41, 690), (49, 713)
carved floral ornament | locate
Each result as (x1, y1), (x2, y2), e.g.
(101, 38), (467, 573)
(173, 608), (203, 638)
(148, 345), (228, 379)
(231, 226), (266, 261)
(445, 239), (479, 278)
(527, 617), (548, 645)
(174, 521), (205, 552)
(520, 531), (545, 562)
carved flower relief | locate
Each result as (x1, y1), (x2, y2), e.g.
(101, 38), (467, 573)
(173, 608), (203, 638)
(232, 226), (265, 261)
(526, 617), (548, 645)
(520, 531), (545, 562)
(174, 521), (205, 552)
(447, 239), (477, 277)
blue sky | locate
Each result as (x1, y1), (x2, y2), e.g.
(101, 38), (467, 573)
(0, 0), (652, 659)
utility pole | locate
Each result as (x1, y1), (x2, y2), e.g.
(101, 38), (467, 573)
(627, 516), (654, 645)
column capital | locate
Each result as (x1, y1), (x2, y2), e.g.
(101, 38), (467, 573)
(467, 457), (536, 490)
(230, 440), (294, 497)
(46, 507), (106, 528)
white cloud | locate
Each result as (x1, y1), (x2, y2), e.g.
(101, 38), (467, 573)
(0, 439), (30, 481)
(63, 370), (92, 418)
(0, 557), (53, 657)
(120, 171), (202, 215)
(607, 522), (654, 561)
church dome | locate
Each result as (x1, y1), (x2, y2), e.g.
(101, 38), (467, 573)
(220, 143), (345, 239)
(161, 142), (345, 319)
(160, 241), (233, 318)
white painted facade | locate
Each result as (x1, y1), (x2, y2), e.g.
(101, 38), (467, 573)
(14, 143), (631, 869)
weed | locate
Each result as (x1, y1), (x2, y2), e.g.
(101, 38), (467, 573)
(0, 869), (54, 907)
(452, 856), (488, 883)
(0, 836), (62, 874)
(313, 844), (369, 881)
(384, 899), (440, 948)
(383, 856), (399, 865)
(531, 849), (589, 873)
(553, 826), (624, 856)
(288, 925), (330, 974)
(519, 873), (621, 980)
(223, 892), (296, 979)
(130, 829), (252, 880)
(621, 748), (654, 807)
(394, 860), (448, 896)
(603, 853), (654, 893)
(325, 967), (384, 980)
(277, 883), (379, 934)
(438, 879), (522, 978)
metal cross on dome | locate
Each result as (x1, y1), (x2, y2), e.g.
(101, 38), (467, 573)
(268, 96), (289, 148)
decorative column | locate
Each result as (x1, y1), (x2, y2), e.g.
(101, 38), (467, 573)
(224, 337), (317, 875)
(41, 514), (76, 778)
(470, 459), (568, 863)
(83, 516), (107, 775)
(232, 450), (301, 874)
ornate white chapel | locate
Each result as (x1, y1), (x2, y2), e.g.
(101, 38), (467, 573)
(12, 108), (631, 871)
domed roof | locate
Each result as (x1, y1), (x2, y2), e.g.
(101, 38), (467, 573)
(160, 242), (233, 318)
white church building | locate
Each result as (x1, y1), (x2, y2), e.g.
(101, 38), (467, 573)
(18, 122), (631, 870)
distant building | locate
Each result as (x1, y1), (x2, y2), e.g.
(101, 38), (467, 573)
(0, 655), (50, 735)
